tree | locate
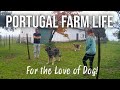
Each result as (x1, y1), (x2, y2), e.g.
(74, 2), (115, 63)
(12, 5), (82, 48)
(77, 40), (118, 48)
(93, 27), (106, 38)
(113, 11), (120, 40)
(0, 11), (13, 30)
(92, 27), (108, 43)
(118, 30), (120, 39)
(49, 11), (81, 43)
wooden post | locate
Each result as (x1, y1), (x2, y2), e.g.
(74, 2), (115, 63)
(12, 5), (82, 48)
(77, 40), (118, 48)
(96, 32), (101, 79)
(6, 35), (7, 45)
(19, 34), (20, 43)
(12, 34), (13, 44)
(2, 36), (3, 46)
(9, 35), (10, 51)
(4, 36), (5, 47)
(1, 36), (2, 46)
(26, 34), (30, 60)
(0, 35), (1, 46)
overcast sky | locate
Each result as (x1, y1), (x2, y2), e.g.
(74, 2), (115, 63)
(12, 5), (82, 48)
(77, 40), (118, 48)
(12, 11), (53, 15)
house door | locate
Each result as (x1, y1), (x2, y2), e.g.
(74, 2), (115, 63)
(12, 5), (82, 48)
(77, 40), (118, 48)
(76, 33), (79, 41)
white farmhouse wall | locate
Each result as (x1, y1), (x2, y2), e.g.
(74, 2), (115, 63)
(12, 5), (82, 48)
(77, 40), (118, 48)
(20, 27), (35, 43)
(52, 28), (86, 42)
(20, 28), (86, 43)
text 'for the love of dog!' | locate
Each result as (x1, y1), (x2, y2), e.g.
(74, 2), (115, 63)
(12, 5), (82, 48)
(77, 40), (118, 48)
(26, 65), (98, 76)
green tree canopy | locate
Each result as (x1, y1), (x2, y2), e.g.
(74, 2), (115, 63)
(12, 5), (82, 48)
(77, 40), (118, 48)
(0, 11), (12, 28)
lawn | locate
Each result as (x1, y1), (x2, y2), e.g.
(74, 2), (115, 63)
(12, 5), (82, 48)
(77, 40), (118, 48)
(0, 40), (120, 79)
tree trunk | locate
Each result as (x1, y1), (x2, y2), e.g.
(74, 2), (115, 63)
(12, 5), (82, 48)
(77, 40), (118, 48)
(49, 29), (56, 43)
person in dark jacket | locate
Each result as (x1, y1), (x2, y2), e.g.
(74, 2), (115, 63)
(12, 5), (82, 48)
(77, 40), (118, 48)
(33, 28), (41, 59)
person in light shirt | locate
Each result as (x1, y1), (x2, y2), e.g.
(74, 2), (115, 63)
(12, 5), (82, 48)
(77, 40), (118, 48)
(82, 28), (96, 70)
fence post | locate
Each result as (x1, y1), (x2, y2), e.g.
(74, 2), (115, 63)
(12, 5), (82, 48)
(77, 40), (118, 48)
(4, 36), (5, 47)
(12, 34), (13, 44)
(9, 35), (10, 51)
(6, 35), (7, 45)
(0, 35), (1, 46)
(96, 33), (101, 79)
(19, 34), (21, 43)
(26, 34), (30, 60)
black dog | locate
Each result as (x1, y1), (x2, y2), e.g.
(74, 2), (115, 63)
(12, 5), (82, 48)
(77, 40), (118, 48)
(45, 46), (61, 65)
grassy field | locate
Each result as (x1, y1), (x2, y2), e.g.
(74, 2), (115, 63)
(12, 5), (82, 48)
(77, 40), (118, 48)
(0, 40), (120, 79)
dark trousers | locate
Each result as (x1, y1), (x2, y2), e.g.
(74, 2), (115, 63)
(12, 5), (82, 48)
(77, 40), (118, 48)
(82, 53), (95, 69)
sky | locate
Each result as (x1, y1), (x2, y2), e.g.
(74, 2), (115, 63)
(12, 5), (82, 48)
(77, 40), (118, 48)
(12, 11), (53, 15)
(0, 11), (119, 41)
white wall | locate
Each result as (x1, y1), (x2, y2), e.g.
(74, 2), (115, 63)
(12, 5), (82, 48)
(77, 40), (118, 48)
(52, 28), (86, 42)
(0, 27), (20, 37)
(20, 27), (35, 43)
(20, 28), (86, 43)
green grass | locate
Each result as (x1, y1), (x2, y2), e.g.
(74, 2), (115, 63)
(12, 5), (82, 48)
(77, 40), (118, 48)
(0, 40), (120, 79)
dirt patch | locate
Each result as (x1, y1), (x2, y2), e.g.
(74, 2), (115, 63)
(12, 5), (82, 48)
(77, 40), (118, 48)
(5, 53), (16, 59)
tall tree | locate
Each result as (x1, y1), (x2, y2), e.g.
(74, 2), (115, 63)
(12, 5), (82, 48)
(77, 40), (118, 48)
(118, 31), (120, 40)
(113, 11), (120, 40)
(49, 11), (81, 42)
(0, 11), (12, 30)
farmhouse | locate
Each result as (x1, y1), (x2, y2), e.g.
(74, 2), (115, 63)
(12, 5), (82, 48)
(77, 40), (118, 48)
(19, 27), (86, 44)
